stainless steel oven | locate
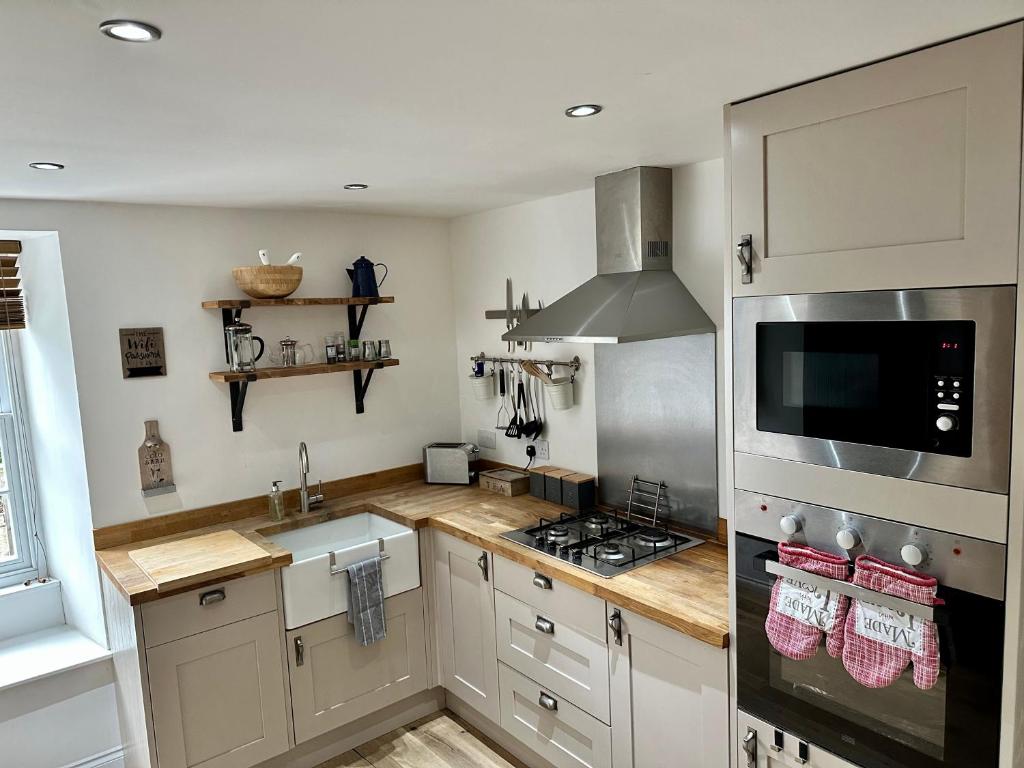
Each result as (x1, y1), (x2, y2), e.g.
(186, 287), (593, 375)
(734, 286), (1015, 494)
(735, 490), (1006, 768)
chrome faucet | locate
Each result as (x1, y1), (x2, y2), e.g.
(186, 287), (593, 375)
(298, 442), (324, 515)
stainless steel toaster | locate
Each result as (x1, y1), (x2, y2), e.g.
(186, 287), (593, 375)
(423, 442), (479, 484)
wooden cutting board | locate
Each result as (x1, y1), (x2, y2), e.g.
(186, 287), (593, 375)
(128, 530), (274, 593)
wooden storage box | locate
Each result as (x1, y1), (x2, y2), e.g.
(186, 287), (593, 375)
(562, 473), (596, 511)
(544, 468), (574, 505)
(480, 468), (531, 497)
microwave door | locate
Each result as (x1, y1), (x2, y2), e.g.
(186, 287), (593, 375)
(754, 319), (975, 457)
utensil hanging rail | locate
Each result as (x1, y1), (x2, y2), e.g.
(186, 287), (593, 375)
(471, 353), (581, 375)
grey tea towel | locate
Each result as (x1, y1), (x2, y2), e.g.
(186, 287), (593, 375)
(345, 556), (387, 646)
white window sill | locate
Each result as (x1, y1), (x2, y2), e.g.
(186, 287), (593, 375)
(0, 625), (111, 693)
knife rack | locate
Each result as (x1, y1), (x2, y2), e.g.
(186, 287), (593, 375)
(483, 308), (541, 321)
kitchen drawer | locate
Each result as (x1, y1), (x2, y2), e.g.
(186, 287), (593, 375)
(495, 590), (609, 723)
(142, 570), (278, 648)
(498, 662), (611, 768)
(493, 555), (606, 639)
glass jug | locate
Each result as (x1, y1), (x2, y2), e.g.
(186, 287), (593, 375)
(224, 321), (265, 372)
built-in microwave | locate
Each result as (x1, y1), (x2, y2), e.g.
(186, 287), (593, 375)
(734, 286), (1015, 494)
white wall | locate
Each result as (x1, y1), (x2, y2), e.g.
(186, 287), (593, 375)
(449, 161), (726, 501)
(16, 231), (106, 643)
(449, 188), (599, 473)
(0, 200), (462, 530)
(0, 678), (122, 768)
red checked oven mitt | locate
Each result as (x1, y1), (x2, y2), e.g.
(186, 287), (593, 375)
(841, 555), (940, 690)
(765, 542), (851, 661)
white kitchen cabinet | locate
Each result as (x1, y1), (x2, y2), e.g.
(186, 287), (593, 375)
(433, 530), (501, 723)
(737, 710), (859, 768)
(608, 605), (728, 768)
(494, 589), (610, 723)
(146, 611), (290, 768)
(286, 589), (427, 744)
(729, 23), (1022, 296)
(499, 662), (612, 768)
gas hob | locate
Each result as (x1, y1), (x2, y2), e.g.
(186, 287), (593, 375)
(500, 509), (704, 578)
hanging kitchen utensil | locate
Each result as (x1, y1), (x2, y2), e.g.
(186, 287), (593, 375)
(522, 372), (542, 439)
(522, 360), (555, 385)
(495, 364), (510, 428)
(505, 367), (523, 438)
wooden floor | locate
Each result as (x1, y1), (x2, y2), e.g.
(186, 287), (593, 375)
(315, 712), (529, 768)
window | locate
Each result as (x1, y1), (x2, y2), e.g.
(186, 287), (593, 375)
(0, 331), (39, 587)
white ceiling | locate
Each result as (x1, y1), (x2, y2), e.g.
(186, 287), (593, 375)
(2, 0), (1022, 217)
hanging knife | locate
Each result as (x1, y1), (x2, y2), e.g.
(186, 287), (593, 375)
(519, 293), (528, 349)
(523, 293), (532, 351)
(505, 278), (514, 353)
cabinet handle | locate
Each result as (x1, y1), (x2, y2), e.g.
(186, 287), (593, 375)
(477, 553), (489, 582)
(608, 608), (623, 646)
(199, 589), (225, 607)
(538, 692), (558, 712)
(294, 636), (304, 667)
(535, 616), (555, 634)
(742, 727), (757, 768)
(736, 234), (753, 285)
(532, 573), (552, 590)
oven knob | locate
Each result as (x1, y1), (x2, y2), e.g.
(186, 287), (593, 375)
(901, 544), (927, 567)
(935, 415), (957, 432)
(836, 528), (861, 550)
(779, 515), (802, 536)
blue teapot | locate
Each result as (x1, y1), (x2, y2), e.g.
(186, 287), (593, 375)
(346, 256), (388, 298)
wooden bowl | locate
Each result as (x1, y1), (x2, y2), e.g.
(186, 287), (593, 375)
(232, 265), (303, 299)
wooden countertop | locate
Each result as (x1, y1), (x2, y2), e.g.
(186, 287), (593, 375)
(96, 482), (730, 648)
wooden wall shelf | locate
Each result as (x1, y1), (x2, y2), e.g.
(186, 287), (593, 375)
(203, 295), (397, 430)
(202, 297), (395, 309)
(210, 359), (399, 383)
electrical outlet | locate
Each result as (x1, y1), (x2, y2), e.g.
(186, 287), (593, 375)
(477, 429), (497, 449)
(532, 439), (550, 461)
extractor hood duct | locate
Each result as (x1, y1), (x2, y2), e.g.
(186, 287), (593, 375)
(503, 166), (715, 344)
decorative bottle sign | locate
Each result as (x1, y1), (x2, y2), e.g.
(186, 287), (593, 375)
(139, 420), (176, 497)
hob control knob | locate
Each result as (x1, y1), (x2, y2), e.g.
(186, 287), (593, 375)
(779, 515), (802, 536)
(935, 415), (957, 432)
(901, 544), (926, 567)
(836, 528), (861, 550)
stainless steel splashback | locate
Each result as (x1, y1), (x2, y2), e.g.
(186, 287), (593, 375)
(595, 334), (718, 532)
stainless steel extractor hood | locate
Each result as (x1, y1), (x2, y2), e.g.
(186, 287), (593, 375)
(503, 166), (714, 344)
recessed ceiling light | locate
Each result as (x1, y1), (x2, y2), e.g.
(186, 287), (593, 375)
(565, 104), (603, 118)
(29, 162), (64, 171)
(99, 19), (162, 43)
(344, 184), (369, 190)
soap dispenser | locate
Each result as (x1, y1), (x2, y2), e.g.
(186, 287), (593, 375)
(268, 480), (285, 521)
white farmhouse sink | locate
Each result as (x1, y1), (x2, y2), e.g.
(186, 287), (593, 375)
(265, 512), (419, 629)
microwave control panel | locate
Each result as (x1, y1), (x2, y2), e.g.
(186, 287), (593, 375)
(928, 324), (974, 457)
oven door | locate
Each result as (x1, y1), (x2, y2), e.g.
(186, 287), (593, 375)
(734, 286), (1015, 494)
(735, 533), (1004, 768)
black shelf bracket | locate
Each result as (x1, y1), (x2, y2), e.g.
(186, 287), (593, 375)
(229, 377), (255, 432)
(352, 362), (388, 414)
(347, 304), (370, 341)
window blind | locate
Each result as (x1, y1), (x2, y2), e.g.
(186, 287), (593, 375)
(0, 241), (24, 330)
